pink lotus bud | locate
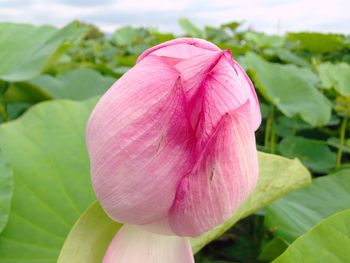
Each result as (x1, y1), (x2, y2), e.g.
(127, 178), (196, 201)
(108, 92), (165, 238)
(86, 38), (261, 263)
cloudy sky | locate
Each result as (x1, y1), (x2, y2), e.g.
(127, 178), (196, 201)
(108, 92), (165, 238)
(0, 0), (349, 34)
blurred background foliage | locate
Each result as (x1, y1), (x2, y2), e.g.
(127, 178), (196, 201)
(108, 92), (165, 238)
(0, 19), (349, 262)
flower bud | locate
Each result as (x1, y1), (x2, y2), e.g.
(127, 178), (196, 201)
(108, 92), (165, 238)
(86, 38), (261, 262)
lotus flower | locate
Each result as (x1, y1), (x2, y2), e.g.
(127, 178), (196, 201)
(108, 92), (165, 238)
(86, 38), (261, 263)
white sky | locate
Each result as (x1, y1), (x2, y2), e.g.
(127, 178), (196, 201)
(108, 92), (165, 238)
(0, 0), (349, 34)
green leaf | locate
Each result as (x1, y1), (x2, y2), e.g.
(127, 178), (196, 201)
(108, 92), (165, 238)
(0, 99), (97, 262)
(57, 203), (122, 263)
(264, 48), (310, 67)
(243, 53), (331, 126)
(58, 152), (311, 263)
(275, 116), (311, 138)
(3, 81), (53, 104)
(288, 32), (345, 53)
(318, 62), (350, 96)
(0, 149), (13, 234)
(258, 237), (289, 261)
(265, 169), (350, 243)
(279, 136), (336, 173)
(111, 27), (148, 46)
(30, 68), (115, 100)
(273, 209), (350, 263)
(244, 32), (285, 48)
(221, 21), (242, 31)
(0, 21), (86, 82)
(179, 18), (205, 38)
(327, 137), (350, 154)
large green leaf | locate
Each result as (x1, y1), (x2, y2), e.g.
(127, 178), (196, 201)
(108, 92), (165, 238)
(179, 18), (205, 38)
(0, 21), (86, 82)
(58, 153), (311, 263)
(258, 237), (289, 262)
(273, 209), (350, 263)
(244, 32), (285, 48)
(30, 68), (115, 100)
(243, 53), (331, 126)
(265, 169), (350, 243)
(287, 32), (345, 53)
(269, 49), (309, 67)
(0, 149), (13, 234)
(57, 203), (122, 263)
(278, 136), (336, 173)
(0, 99), (97, 263)
(3, 82), (53, 104)
(111, 27), (148, 46)
(318, 62), (350, 96)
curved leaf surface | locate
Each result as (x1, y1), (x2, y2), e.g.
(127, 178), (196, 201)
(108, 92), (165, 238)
(265, 169), (350, 242)
(274, 209), (350, 263)
(244, 53), (331, 126)
(0, 99), (97, 263)
(0, 150), (13, 234)
(0, 22), (86, 82)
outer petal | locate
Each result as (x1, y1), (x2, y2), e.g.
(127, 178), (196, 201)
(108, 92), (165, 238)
(103, 225), (194, 263)
(86, 56), (195, 225)
(137, 37), (220, 63)
(175, 50), (261, 143)
(229, 56), (261, 131)
(174, 50), (224, 131)
(169, 101), (259, 236)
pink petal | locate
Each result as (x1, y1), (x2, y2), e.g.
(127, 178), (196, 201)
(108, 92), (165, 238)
(137, 38), (220, 63)
(230, 57), (261, 131)
(168, 101), (259, 236)
(174, 50), (225, 131)
(103, 225), (194, 263)
(86, 55), (195, 225)
(175, 50), (261, 143)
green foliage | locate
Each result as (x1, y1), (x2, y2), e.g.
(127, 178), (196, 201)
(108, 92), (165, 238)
(0, 21), (87, 82)
(278, 136), (336, 173)
(179, 18), (205, 38)
(243, 52), (331, 126)
(318, 62), (350, 96)
(287, 32), (345, 53)
(58, 203), (122, 263)
(0, 150), (13, 234)
(265, 169), (350, 242)
(30, 68), (115, 100)
(258, 237), (289, 261)
(273, 209), (350, 262)
(0, 99), (97, 262)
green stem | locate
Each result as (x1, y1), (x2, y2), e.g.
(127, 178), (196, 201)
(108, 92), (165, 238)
(264, 104), (275, 150)
(336, 117), (348, 168)
(292, 116), (297, 136)
(0, 103), (8, 122)
(270, 120), (276, 154)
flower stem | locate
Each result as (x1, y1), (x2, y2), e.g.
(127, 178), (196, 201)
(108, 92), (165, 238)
(264, 104), (275, 151)
(270, 120), (276, 154)
(0, 102), (8, 122)
(336, 116), (348, 168)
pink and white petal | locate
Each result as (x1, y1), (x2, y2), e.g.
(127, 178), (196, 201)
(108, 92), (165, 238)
(87, 56), (195, 225)
(174, 51), (225, 130)
(197, 53), (261, 142)
(103, 225), (194, 263)
(229, 55), (261, 131)
(174, 51), (224, 100)
(137, 38), (220, 63)
(168, 101), (259, 237)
